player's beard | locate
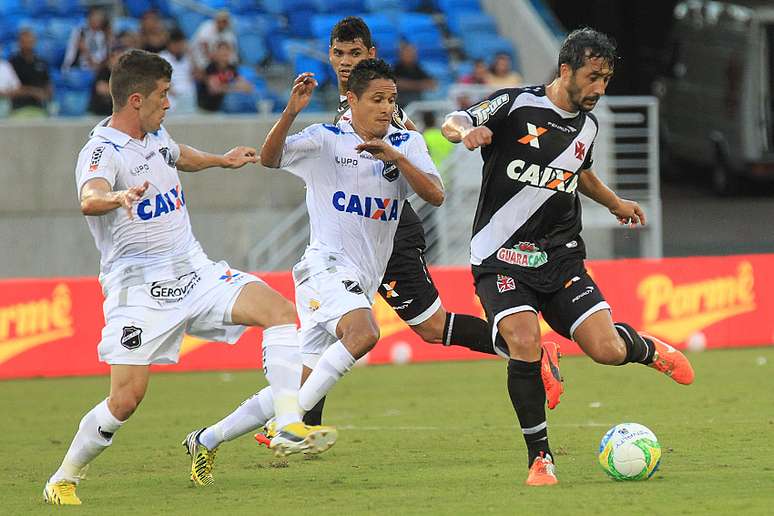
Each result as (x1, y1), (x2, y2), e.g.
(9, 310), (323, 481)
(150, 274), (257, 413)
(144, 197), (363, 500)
(567, 75), (599, 113)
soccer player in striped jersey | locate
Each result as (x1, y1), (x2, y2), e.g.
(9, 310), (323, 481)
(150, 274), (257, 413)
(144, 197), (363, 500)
(443, 28), (694, 486)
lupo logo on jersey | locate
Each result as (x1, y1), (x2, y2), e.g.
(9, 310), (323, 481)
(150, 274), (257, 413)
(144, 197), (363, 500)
(497, 242), (548, 268)
(506, 159), (579, 193)
(137, 184), (186, 220)
(332, 191), (399, 221)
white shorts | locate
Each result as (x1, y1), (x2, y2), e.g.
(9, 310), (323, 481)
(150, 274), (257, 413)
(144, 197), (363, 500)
(295, 266), (373, 363)
(98, 260), (261, 365)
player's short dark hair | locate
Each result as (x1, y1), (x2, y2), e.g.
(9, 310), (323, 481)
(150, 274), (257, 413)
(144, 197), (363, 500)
(346, 58), (395, 97)
(330, 16), (373, 49)
(110, 49), (172, 109)
(558, 27), (617, 72)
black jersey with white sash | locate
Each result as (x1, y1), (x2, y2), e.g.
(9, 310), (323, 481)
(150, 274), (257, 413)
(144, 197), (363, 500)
(456, 85), (598, 291)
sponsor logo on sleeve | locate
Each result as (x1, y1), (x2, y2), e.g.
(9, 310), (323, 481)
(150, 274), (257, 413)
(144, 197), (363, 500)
(388, 132), (410, 147)
(343, 280), (364, 294)
(467, 93), (509, 125)
(89, 146), (105, 172)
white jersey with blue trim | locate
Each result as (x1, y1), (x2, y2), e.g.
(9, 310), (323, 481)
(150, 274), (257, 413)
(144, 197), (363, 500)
(278, 120), (440, 298)
(75, 119), (209, 290)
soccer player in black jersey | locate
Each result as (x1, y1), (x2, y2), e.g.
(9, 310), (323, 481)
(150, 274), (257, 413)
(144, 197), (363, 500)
(443, 28), (695, 486)
(296, 16), (518, 428)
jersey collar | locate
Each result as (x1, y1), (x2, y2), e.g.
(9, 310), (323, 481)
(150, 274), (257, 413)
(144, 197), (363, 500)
(337, 120), (403, 138)
(90, 118), (132, 147)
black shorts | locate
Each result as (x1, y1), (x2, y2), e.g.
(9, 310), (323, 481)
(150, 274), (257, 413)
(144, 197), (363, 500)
(474, 263), (609, 358)
(378, 223), (441, 325)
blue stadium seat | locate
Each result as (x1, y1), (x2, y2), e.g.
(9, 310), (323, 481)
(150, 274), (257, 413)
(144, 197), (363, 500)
(293, 54), (329, 86)
(233, 13), (282, 37)
(200, 0), (229, 9)
(446, 12), (496, 36)
(58, 68), (95, 90)
(25, 0), (58, 17)
(262, 0), (319, 15)
(113, 17), (141, 35)
(310, 14), (341, 40)
(36, 37), (66, 67)
(286, 9), (317, 39)
(57, 89), (90, 116)
(177, 11), (208, 38)
(397, 13), (438, 35)
(239, 33), (268, 66)
(124, 0), (154, 18)
(45, 17), (79, 42)
(463, 34), (516, 62)
(403, 32), (447, 62)
(313, 0), (365, 13)
(221, 91), (258, 114)
(365, 0), (402, 11)
(0, 0), (23, 16)
(436, 0), (481, 14)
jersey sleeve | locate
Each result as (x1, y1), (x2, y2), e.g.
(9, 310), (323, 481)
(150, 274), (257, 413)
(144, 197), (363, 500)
(75, 141), (119, 196)
(159, 125), (181, 164)
(581, 142), (594, 170)
(451, 88), (516, 132)
(392, 105), (409, 130)
(279, 124), (324, 179)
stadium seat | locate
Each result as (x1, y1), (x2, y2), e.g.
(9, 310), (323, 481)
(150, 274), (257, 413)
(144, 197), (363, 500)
(233, 13), (283, 37)
(313, 0), (365, 13)
(365, 0), (402, 11)
(0, 0), (23, 16)
(286, 9), (317, 39)
(200, 0), (229, 9)
(177, 11), (208, 38)
(25, 0), (58, 17)
(446, 12), (497, 36)
(239, 33), (268, 66)
(463, 34), (516, 62)
(310, 14), (341, 40)
(221, 91), (258, 114)
(293, 54), (329, 86)
(56, 89), (90, 116)
(45, 17), (79, 42)
(436, 0), (481, 14)
(113, 17), (141, 36)
(57, 68), (95, 90)
(35, 37), (66, 68)
(124, 0), (154, 18)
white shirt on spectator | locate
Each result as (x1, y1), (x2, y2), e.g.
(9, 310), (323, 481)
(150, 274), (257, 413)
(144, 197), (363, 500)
(191, 19), (238, 70)
(62, 24), (109, 71)
(159, 50), (197, 114)
(0, 59), (21, 93)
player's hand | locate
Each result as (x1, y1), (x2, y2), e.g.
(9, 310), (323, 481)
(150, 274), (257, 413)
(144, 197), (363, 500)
(461, 126), (493, 150)
(222, 146), (258, 169)
(285, 72), (317, 116)
(355, 139), (402, 162)
(117, 181), (149, 220)
(610, 198), (646, 227)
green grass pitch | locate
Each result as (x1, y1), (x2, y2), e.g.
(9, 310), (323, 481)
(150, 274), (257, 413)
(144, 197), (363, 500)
(3, 347), (773, 515)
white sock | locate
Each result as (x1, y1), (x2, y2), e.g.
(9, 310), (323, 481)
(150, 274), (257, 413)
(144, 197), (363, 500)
(49, 399), (124, 484)
(199, 386), (274, 450)
(262, 324), (303, 428)
(298, 340), (355, 412)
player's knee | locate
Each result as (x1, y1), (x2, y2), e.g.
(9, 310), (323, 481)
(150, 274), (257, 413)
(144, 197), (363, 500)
(498, 325), (540, 356)
(342, 326), (380, 356)
(586, 335), (626, 365)
(108, 391), (144, 420)
(265, 298), (297, 327)
(412, 318), (444, 344)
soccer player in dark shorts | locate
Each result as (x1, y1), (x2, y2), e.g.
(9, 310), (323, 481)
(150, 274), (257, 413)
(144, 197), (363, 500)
(294, 16), (532, 429)
(442, 28), (695, 486)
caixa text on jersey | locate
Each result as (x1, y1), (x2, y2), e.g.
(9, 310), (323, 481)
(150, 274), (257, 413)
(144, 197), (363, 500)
(331, 191), (400, 221)
(506, 159), (579, 194)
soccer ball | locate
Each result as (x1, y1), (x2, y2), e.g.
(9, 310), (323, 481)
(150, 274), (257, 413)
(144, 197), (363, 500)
(598, 423), (661, 481)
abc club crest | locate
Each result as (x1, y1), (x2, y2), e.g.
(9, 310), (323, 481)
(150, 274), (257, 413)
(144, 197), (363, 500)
(120, 326), (143, 350)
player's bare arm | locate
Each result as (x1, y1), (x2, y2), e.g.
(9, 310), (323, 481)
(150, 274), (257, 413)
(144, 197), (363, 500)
(80, 178), (149, 219)
(441, 114), (493, 150)
(578, 168), (646, 226)
(355, 139), (445, 206)
(176, 144), (258, 172)
(260, 72), (318, 168)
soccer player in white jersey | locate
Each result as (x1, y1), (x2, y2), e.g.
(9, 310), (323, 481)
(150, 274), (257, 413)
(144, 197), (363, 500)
(43, 50), (335, 506)
(186, 59), (443, 461)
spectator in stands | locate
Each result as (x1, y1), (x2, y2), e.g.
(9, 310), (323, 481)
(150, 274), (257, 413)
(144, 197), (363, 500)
(421, 111), (454, 169)
(485, 52), (523, 88)
(460, 59), (489, 85)
(62, 7), (111, 71)
(197, 41), (253, 112)
(0, 48), (21, 117)
(160, 28), (197, 115)
(88, 45), (125, 116)
(10, 29), (52, 118)
(116, 29), (141, 50)
(191, 11), (238, 71)
(139, 9), (169, 54)
(393, 42), (435, 105)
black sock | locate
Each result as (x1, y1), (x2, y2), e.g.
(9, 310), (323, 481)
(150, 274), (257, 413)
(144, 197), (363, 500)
(507, 359), (551, 467)
(302, 396), (326, 426)
(614, 322), (656, 365)
(442, 313), (496, 355)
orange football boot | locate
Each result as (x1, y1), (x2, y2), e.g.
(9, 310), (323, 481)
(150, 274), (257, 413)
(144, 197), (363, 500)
(541, 341), (564, 410)
(526, 452), (558, 486)
(642, 334), (695, 385)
